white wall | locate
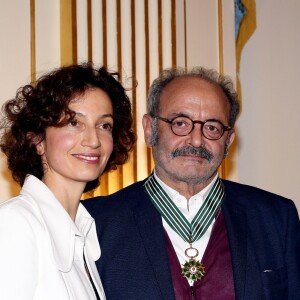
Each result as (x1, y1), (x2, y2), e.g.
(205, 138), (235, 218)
(239, 0), (300, 212)
(0, 0), (60, 202)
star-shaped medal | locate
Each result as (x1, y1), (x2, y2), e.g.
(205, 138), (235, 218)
(182, 258), (205, 282)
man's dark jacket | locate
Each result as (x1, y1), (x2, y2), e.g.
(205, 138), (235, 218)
(83, 179), (300, 300)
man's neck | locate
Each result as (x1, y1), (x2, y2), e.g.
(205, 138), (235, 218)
(153, 170), (218, 201)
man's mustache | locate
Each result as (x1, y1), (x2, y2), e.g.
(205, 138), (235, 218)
(171, 146), (213, 162)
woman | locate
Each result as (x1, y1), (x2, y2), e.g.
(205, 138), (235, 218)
(0, 64), (136, 299)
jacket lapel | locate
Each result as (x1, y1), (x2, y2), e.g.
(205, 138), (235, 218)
(222, 189), (247, 300)
(132, 186), (176, 300)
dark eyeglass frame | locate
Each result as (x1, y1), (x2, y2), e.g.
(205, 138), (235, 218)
(152, 115), (232, 140)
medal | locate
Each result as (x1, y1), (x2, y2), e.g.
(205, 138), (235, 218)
(181, 242), (205, 282)
(144, 175), (224, 283)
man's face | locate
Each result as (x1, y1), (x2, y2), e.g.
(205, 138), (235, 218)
(143, 76), (235, 189)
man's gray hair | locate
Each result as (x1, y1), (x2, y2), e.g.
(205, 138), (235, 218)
(147, 67), (240, 128)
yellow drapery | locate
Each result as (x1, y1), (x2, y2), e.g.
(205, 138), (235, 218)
(236, 0), (257, 105)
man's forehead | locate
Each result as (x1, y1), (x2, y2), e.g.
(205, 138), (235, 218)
(161, 76), (224, 96)
(158, 77), (230, 121)
(160, 76), (227, 104)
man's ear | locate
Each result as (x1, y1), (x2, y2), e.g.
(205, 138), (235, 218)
(223, 128), (236, 158)
(228, 129), (235, 147)
(27, 132), (44, 155)
(142, 114), (153, 147)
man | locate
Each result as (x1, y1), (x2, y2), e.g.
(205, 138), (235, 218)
(84, 67), (300, 299)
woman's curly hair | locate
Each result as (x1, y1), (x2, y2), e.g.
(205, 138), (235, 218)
(0, 63), (136, 192)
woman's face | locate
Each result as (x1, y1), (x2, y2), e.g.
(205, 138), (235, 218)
(37, 88), (114, 189)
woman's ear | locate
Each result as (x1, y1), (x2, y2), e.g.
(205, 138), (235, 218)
(27, 132), (44, 155)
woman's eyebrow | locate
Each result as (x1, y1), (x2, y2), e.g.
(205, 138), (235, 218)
(73, 112), (113, 119)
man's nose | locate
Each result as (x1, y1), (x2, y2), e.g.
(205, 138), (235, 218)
(187, 123), (203, 147)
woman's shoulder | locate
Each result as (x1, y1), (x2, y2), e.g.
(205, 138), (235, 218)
(0, 194), (44, 231)
(0, 195), (42, 295)
(1, 193), (36, 210)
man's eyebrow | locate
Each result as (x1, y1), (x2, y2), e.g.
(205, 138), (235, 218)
(168, 112), (189, 118)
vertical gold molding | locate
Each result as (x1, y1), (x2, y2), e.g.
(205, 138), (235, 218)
(72, 0), (77, 63)
(60, 0), (77, 65)
(218, 0), (224, 75)
(30, 0), (36, 83)
(218, 0), (226, 178)
(113, 0), (124, 191)
(131, 0), (138, 182)
(87, 0), (92, 62)
(157, 0), (163, 72)
(98, 0), (109, 195)
(117, 0), (122, 74)
(171, 0), (176, 67)
(144, 0), (152, 175)
(183, 0), (187, 69)
(144, 0), (150, 92)
(102, 0), (107, 66)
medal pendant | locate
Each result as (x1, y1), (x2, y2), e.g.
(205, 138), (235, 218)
(182, 258), (205, 282)
(182, 243), (205, 282)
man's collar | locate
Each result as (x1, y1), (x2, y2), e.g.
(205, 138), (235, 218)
(153, 169), (219, 201)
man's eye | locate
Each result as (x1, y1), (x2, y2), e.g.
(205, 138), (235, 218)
(173, 121), (187, 128)
(205, 124), (221, 132)
(207, 125), (217, 131)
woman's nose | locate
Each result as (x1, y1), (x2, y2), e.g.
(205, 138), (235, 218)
(82, 127), (101, 148)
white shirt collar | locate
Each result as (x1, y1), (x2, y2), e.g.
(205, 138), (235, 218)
(153, 170), (219, 202)
(21, 175), (100, 272)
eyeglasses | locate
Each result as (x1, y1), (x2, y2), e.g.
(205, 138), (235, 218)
(153, 115), (231, 140)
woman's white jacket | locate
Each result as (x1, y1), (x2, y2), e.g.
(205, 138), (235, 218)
(0, 175), (106, 300)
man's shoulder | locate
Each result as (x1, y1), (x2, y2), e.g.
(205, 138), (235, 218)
(222, 179), (295, 211)
(83, 179), (148, 210)
(109, 179), (147, 197)
(222, 179), (288, 198)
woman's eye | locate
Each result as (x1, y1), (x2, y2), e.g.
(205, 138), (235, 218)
(101, 123), (113, 132)
(69, 119), (78, 127)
